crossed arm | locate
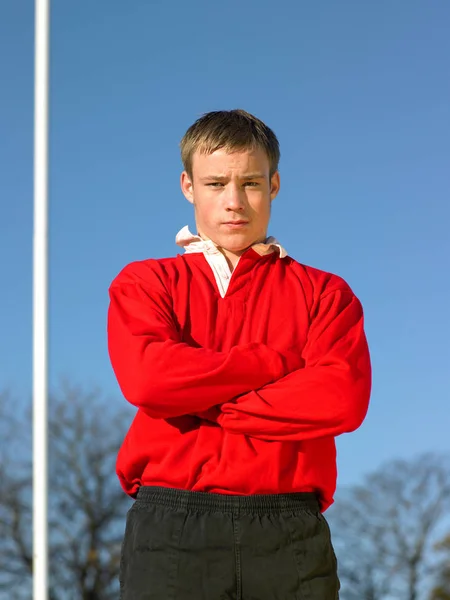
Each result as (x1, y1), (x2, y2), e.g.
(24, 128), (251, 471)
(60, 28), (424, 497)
(108, 262), (371, 442)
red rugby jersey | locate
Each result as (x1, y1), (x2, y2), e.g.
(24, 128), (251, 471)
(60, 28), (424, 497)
(107, 245), (371, 511)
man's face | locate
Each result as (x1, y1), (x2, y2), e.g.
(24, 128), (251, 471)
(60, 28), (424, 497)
(181, 147), (280, 258)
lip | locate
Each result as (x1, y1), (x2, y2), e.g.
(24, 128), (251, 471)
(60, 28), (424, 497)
(223, 221), (249, 227)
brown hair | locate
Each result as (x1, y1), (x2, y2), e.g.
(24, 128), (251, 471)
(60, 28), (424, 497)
(180, 109), (280, 179)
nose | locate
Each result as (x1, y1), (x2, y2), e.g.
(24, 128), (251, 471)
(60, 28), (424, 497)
(223, 182), (245, 212)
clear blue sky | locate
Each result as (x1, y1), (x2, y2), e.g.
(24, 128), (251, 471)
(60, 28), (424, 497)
(1, 1), (449, 487)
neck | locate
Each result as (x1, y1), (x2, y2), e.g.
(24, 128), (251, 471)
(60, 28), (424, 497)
(196, 230), (268, 272)
(220, 248), (243, 272)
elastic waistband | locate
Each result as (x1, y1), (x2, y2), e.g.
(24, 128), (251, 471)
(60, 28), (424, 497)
(135, 486), (319, 515)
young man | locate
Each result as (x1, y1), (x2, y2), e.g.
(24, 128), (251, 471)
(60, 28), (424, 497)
(108, 109), (372, 599)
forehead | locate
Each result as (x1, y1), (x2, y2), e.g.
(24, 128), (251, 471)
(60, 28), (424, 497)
(191, 147), (270, 176)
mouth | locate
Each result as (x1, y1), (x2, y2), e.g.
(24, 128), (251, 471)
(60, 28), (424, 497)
(222, 221), (249, 228)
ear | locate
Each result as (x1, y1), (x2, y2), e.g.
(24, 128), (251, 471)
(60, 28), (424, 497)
(180, 171), (194, 204)
(270, 171), (280, 201)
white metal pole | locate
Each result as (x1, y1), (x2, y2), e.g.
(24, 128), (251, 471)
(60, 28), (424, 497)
(33, 1), (50, 599)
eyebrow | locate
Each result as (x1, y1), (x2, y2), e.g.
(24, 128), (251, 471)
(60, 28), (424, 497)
(199, 176), (228, 182)
(199, 173), (266, 182)
(241, 173), (265, 180)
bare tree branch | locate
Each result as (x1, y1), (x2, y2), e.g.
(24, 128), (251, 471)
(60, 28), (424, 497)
(329, 453), (450, 600)
(0, 385), (133, 599)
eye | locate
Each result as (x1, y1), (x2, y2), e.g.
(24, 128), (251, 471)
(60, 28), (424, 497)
(207, 182), (224, 188)
(244, 182), (259, 187)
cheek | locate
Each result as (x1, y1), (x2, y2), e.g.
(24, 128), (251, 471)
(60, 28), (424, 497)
(251, 197), (271, 222)
(194, 197), (217, 224)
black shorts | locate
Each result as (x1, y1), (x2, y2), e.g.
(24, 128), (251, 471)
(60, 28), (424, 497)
(120, 486), (339, 599)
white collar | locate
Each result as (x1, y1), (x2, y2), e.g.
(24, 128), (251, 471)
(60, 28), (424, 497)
(175, 225), (287, 258)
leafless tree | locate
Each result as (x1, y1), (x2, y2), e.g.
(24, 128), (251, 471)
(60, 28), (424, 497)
(329, 453), (450, 600)
(0, 390), (32, 599)
(0, 385), (133, 600)
(429, 533), (450, 599)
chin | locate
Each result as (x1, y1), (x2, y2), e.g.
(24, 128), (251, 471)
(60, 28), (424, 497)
(218, 235), (252, 251)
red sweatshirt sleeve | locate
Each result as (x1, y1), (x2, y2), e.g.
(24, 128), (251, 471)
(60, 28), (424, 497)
(218, 287), (371, 441)
(107, 261), (299, 419)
